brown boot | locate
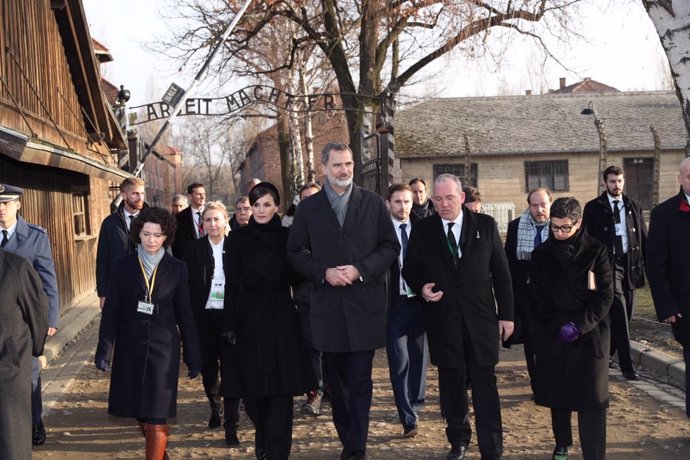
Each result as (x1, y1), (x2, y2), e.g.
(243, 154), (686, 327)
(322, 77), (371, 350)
(145, 424), (169, 460)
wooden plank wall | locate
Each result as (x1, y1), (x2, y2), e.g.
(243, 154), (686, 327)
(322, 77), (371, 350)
(0, 0), (85, 141)
(0, 154), (97, 312)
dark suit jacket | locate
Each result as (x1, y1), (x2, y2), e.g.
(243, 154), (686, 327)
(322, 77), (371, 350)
(96, 252), (202, 419)
(287, 185), (400, 352)
(583, 192), (646, 289)
(388, 218), (419, 308)
(402, 211), (514, 369)
(504, 217), (531, 308)
(647, 190), (690, 345)
(173, 206), (200, 259)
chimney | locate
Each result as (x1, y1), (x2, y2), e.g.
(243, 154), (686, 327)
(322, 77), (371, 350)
(559, 77), (566, 89)
(525, 90), (532, 96)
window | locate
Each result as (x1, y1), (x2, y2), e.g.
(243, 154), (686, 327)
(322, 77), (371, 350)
(433, 163), (478, 186)
(72, 193), (92, 238)
(524, 160), (569, 192)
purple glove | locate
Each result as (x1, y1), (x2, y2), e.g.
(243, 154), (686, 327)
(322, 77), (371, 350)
(557, 322), (581, 344)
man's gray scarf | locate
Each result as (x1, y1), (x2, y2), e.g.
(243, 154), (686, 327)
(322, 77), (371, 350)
(516, 208), (549, 261)
(137, 244), (165, 278)
(324, 179), (353, 227)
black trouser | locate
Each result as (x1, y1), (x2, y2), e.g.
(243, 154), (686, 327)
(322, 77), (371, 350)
(551, 408), (606, 460)
(609, 256), (636, 373)
(244, 395), (293, 460)
(519, 302), (537, 393)
(323, 350), (375, 457)
(201, 309), (240, 430)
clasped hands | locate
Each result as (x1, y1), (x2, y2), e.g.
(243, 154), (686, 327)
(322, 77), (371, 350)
(325, 265), (360, 286)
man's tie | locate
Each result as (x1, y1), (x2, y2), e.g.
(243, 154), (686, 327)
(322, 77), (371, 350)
(127, 215), (133, 231)
(1, 229), (8, 248)
(534, 224), (545, 248)
(447, 222), (459, 260)
(612, 200), (624, 257)
(399, 223), (408, 259)
(196, 211), (205, 237)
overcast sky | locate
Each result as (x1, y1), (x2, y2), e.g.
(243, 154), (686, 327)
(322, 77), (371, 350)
(82, 0), (669, 108)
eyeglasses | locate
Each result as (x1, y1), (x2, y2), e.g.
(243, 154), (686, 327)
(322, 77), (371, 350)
(550, 221), (578, 234)
(237, 207), (252, 213)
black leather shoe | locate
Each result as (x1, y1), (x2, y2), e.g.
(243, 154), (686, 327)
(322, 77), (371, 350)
(32, 421), (46, 446)
(447, 445), (467, 460)
(622, 370), (640, 381)
(552, 446), (568, 460)
(349, 450), (366, 460)
(208, 408), (223, 429)
(225, 429), (240, 446)
(403, 424), (418, 437)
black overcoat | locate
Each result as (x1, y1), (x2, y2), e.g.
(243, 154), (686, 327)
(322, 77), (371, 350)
(96, 252), (202, 419)
(222, 216), (316, 399)
(583, 192), (646, 289)
(172, 206), (199, 259)
(402, 211), (514, 369)
(529, 230), (614, 410)
(0, 249), (48, 460)
(647, 191), (690, 345)
(286, 186), (400, 352)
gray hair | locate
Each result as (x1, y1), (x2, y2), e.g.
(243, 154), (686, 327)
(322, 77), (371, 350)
(321, 141), (352, 165)
(171, 194), (188, 206)
(433, 174), (463, 193)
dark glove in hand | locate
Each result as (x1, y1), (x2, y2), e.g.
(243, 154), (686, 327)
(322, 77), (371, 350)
(95, 356), (109, 371)
(188, 369), (201, 379)
(221, 331), (236, 345)
(557, 321), (581, 344)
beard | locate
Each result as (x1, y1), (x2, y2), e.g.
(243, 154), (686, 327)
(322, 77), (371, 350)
(127, 198), (144, 210)
(330, 174), (353, 189)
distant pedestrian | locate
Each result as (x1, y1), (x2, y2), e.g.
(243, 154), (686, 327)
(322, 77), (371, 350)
(0, 248), (48, 460)
(171, 194), (189, 215)
(583, 165), (646, 381)
(96, 177), (147, 309)
(0, 183), (59, 446)
(184, 201), (241, 446)
(229, 196), (251, 231)
(95, 207), (202, 460)
(222, 182), (315, 459)
(172, 183), (206, 258)
(463, 186), (482, 213)
(647, 156), (690, 419)
(287, 142), (399, 460)
(409, 177), (435, 220)
(530, 197), (613, 460)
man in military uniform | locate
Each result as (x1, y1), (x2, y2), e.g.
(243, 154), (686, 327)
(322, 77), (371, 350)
(0, 184), (59, 446)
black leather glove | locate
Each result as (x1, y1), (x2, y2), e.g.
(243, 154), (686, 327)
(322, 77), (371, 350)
(95, 355), (109, 372)
(188, 369), (201, 379)
(221, 331), (236, 345)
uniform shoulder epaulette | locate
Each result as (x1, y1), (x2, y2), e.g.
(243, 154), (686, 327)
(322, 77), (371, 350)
(27, 222), (47, 234)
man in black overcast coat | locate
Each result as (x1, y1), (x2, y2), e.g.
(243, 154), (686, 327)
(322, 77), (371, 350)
(402, 174), (513, 460)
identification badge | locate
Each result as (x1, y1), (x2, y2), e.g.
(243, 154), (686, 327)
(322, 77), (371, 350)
(210, 281), (225, 300)
(614, 223), (624, 236)
(137, 301), (155, 315)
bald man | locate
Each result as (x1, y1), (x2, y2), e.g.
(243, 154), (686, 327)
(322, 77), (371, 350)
(647, 157), (690, 419)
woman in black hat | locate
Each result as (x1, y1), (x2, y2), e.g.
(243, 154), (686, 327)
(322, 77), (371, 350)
(221, 182), (315, 460)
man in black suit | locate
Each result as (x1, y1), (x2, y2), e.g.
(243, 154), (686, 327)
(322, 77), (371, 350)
(647, 157), (690, 418)
(409, 177), (435, 220)
(287, 142), (399, 460)
(172, 183), (206, 258)
(504, 187), (552, 393)
(583, 165), (646, 381)
(403, 174), (513, 460)
(385, 183), (428, 438)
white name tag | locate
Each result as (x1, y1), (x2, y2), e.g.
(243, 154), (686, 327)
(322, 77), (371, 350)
(614, 223), (624, 236)
(137, 301), (155, 315)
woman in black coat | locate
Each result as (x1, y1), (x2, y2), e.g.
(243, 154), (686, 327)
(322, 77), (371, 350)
(184, 201), (241, 446)
(529, 197), (613, 460)
(222, 182), (315, 460)
(95, 207), (202, 460)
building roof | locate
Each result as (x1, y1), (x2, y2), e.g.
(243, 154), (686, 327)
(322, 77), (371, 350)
(92, 38), (113, 63)
(396, 91), (687, 158)
(549, 77), (619, 94)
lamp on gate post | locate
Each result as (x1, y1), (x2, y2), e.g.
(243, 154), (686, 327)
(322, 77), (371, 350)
(581, 101), (607, 195)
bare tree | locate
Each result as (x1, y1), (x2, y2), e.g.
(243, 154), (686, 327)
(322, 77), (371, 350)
(642, 0), (690, 156)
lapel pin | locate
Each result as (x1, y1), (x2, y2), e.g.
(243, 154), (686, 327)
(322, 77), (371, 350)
(476, 231), (480, 239)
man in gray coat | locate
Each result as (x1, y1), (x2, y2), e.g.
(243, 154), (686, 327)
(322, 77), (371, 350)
(0, 248), (48, 460)
(0, 184), (59, 445)
(287, 142), (400, 460)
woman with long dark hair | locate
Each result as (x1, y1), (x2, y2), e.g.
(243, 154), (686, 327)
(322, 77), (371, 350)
(530, 197), (613, 460)
(221, 182), (315, 460)
(95, 207), (202, 460)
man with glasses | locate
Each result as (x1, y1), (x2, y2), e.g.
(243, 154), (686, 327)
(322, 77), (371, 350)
(583, 165), (646, 380)
(403, 174), (513, 460)
(504, 187), (552, 393)
(229, 197), (252, 230)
